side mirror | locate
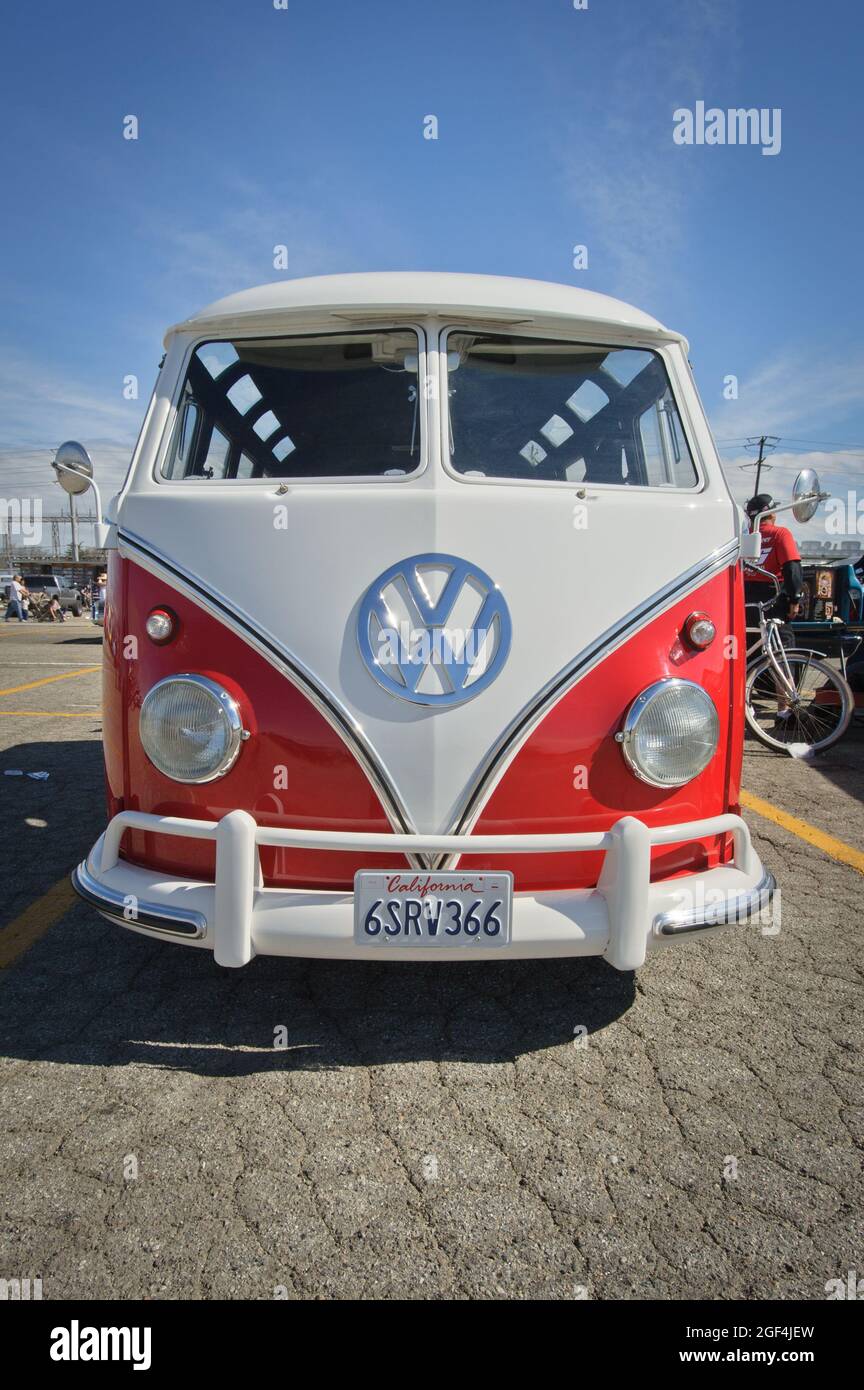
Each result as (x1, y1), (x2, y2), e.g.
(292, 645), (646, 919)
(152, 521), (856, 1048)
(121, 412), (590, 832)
(52, 440), (111, 547)
(792, 468), (823, 524)
(53, 440), (94, 496)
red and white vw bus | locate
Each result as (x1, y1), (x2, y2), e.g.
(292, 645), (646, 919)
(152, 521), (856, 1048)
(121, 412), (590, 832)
(70, 272), (774, 970)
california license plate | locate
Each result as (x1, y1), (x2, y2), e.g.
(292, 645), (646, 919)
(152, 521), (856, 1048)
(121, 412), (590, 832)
(353, 870), (513, 947)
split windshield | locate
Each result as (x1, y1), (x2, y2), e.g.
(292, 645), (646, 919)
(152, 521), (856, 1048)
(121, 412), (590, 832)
(162, 330), (421, 480)
(446, 332), (699, 487)
(161, 327), (698, 488)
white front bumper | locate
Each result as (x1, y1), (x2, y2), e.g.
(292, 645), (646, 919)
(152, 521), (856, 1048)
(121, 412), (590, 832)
(72, 809), (775, 971)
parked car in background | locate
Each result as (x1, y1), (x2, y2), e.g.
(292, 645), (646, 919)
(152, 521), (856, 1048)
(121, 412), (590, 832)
(22, 574), (84, 615)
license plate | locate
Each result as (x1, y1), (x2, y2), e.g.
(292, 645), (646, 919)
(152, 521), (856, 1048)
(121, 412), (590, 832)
(354, 870), (513, 947)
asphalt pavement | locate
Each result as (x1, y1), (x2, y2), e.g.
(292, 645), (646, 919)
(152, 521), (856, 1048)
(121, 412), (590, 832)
(0, 620), (861, 1300)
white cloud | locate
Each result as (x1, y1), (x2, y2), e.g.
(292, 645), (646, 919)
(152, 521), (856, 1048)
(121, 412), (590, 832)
(709, 343), (864, 541)
(140, 177), (385, 322)
(718, 447), (864, 544)
(711, 350), (864, 440)
(0, 348), (137, 449)
(0, 348), (137, 549)
(558, 3), (737, 301)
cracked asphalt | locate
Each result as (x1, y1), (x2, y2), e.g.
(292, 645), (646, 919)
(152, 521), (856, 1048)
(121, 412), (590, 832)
(0, 622), (862, 1300)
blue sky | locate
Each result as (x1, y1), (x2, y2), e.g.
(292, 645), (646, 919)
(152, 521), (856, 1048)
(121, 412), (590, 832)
(1, 0), (862, 541)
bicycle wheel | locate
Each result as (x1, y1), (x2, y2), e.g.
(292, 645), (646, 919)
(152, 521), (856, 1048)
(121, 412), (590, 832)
(745, 650), (854, 753)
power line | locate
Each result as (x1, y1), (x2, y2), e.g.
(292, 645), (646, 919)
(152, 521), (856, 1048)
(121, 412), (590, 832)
(714, 441), (864, 461)
(771, 437), (864, 449)
(715, 442), (864, 455)
(714, 435), (864, 451)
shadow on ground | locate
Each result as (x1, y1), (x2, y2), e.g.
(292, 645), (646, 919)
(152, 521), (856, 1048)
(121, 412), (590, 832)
(0, 738), (104, 926)
(0, 737), (636, 1071)
(1, 900), (635, 1074)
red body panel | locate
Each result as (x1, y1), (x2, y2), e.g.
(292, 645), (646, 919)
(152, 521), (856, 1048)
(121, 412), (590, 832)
(104, 556), (410, 888)
(461, 567), (745, 888)
(103, 557), (745, 893)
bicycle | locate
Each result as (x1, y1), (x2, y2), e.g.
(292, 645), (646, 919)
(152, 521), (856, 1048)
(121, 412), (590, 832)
(744, 564), (853, 754)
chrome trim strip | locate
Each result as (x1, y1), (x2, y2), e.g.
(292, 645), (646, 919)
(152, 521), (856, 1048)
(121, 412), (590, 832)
(443, 538), (740, 853)
(117, 528), (430, 868)
(72, 861), (207, 939)
(653, 870), (776, 936)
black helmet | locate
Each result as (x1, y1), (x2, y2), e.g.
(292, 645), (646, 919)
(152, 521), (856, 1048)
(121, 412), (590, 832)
(745, 492), (775, 518)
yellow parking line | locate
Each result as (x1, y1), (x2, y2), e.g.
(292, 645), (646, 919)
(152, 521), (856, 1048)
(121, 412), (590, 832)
(0, 875), (77, 970)
(0, 710), (101, 718)
(0, 666), (100, 697)
(741, 789), (864, 876)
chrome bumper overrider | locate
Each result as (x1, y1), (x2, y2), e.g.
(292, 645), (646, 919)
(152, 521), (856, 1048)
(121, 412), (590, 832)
(72, 808), (776, 970)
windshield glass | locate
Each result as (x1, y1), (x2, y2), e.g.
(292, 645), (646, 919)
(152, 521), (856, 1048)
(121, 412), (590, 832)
(162, 330), (422, 481)
(446, 332), (699, 488)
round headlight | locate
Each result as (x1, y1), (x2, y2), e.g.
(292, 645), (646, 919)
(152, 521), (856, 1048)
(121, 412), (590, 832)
(139, 675), (245, 783)
(616, 679), (719, 788)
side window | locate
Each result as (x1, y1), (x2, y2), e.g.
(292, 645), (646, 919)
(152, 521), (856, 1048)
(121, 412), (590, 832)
(638, 403), (666, 487)
(200, 426), (231, 479)
(163, 395), (200, 479)
(638, 392), (693, 487)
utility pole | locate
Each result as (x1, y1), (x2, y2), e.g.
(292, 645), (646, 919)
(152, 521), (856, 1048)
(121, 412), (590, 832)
(753, 435), (768, 496)
(742, 435), (779, 504)
(69, 490), (79, 561)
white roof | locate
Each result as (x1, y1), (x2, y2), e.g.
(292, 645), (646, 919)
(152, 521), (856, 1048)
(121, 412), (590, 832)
(170, 272), (676, 341)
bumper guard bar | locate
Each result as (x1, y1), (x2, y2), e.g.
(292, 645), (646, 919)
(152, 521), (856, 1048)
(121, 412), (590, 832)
(72, 808), (775, 971)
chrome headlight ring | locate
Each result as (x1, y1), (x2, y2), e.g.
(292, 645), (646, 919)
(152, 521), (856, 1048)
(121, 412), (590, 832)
(138, 674), (248, 784)
(615, 677), (719, 789)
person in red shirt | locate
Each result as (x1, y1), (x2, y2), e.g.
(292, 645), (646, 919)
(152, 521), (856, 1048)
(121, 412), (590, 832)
(743, 494), (807, 725)
(744, 492), (804, 625)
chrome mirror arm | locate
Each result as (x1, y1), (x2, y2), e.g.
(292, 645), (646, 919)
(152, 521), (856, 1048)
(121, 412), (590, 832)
(52, 457), (112, 549)
(748, 493), (829, 531)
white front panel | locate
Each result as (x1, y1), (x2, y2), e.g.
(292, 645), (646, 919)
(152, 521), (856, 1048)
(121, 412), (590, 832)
(119, 474), (734, 832)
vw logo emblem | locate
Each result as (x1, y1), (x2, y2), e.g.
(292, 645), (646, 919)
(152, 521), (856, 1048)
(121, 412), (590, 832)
(357, 553), (512, 707)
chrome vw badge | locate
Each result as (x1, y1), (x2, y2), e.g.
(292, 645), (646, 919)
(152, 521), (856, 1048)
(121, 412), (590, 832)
(357, 553), (512, 707)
